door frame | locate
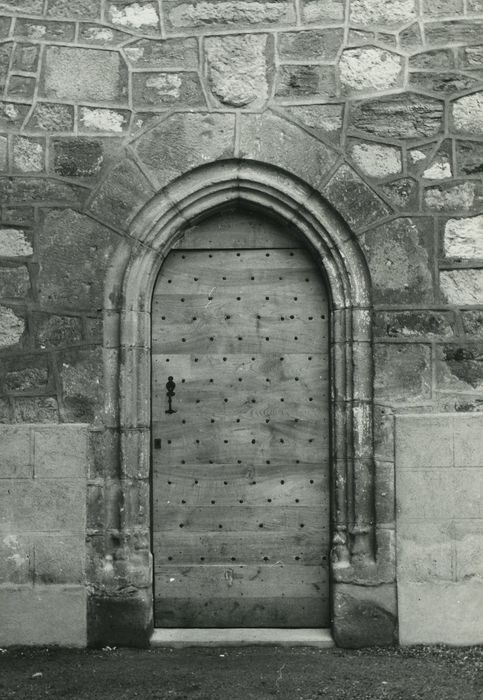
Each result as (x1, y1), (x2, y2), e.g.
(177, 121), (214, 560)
(102, 160), (393, 646)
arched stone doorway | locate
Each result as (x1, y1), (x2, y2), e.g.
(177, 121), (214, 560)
(98, 160), (396, 648)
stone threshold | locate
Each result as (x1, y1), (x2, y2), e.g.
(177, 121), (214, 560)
(150, 628), (334, 648)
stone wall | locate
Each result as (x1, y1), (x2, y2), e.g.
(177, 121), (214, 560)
(396, 413), (483, 645)
(0, 424), (87, 646)
(0, 0), (481, 646)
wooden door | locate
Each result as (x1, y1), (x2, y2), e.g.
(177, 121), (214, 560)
(151, 211), (330, 628)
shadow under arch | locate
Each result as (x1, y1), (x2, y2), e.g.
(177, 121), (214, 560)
(100, 159), (389, 647)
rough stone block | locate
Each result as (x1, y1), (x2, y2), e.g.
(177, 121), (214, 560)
(27, 102), (74, 132)
(52, 138), (103, 178)
(409, 71), (481, 96)
(0, 102), (30, 131)
(87, 588), (152, 647)
(43, 47), (126, 103)
(379, 177), (422, 210)
(0, 585), (87, 646)
(374, 405), (394, 461)
(240, 111), (338, 191)
(15, 18), (75, 41)
(58, 347), (103, 423)
(0, 43), (12, 92)
(399, 22), (423, 50)
(409, 49), (454, 70)
(375, 460), (395, 524)
(438, 344), (483, 393)
(4, 359), (49, 392)
(13, 136), (44, 173)
(396, 469), (457, 521)
(462, 310), (483, 338)
(8, 76), (36, 101)
(349, 141), (402, 178)
(38, 208), (120, 310)
(444, 215), (483, 259)
(424, 181), (478, 212)
(12, 43), (39, 72)
(135, 113), (235, 189)
(124, 37), (198, 69)
(0, 425), (32, 478)
(453, 414), (483, 467)
(460, 45), (483, 68)
(322, 164), (390, 231)
(79, 23), (129, 44)
(46, 0), (101, 18)
(278, 28), (343, 61)
(275, 65), (336, 99)
(108, 1), (160, 32)
(396, 414), (454, 469)
(440, 269), (483, 305)
(13, 397), (59, 423)
(340, 47), (403, 93)
(349, 93), (444, 138)
(163, 0), (296, 31)
(204, 34), (271, 108)
(333, 583), (397, 648)
(301, 0), (344, 22)
(0, 135), (6, 171)
(360, 218), (434, 304)
(453, 520), (483, 579)
(34, 426), (88, 479)
(34, 313), (83, 348)
(350, 0), (415, 26)
(0, 228), (33, 259)
(0, 304), (24, 348)
(0, 534), (32, 584)
(0, 176), (88, 208)
(33, 533), (85, 584)
(397, 521), (454, 582)
(425, 20), (483, 46)
(456, 140), (483, 176)
(88, 158), (154, 230)
(0, 479), (86, 532)
(374, 310), (455, 339)
(0, 266), (30, 298)
(285, 104), (343, 141)
(422, 0), (464, 13)
(133, 71), (205, 108)
(453, 92), (483, 135)
(375, 344), (432, 402)
(79, 107), (129, 133)
(398, 581), (483, 644)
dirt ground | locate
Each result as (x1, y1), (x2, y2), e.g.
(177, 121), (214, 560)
(1, 645), (482, 700)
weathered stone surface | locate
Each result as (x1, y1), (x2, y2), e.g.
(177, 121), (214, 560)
(424, 181), (477, 212)
(440, 269), (483, 305)
(279, 29), (343, 61)
(43, 47), (126, 102)
(425, 20), (483, 46)
(460, 45), (483, 68)
(34, 313), (83, 348)
(0, 534), (32, 584)
(2, 208), (34, 227)
(58, 347), (103, 422)
(13, 137), (44, 173)
(444, 215), (483, 259)
(38, 209), (119, 310)
(53, 139), (103, 178)
(322, 164), (391, 230)
(28, 102), (74, 132)
(0, 266), (30, 298)
(374, 310), (455, 338)
(438, 344), (483, 392)
(0, 305), (24, 347)
(453, 92), (483, 134)
(422, 0), (464, 13)
(380, 178), (419, 210)
(135, 113), (235, 188)
(12, 43), (39, 72)
(409, 49), (454, 70)
(33, 533), (85, 584)
(423, 141), (452, 179)
(133, 71), (204, 108)
(301, 0), (344, 21)
(0, 425), (31, 477)
(13, 396), (59, 422)
(375, 344), (432, 401)
(47, 0), (100, 17)
(124, 37), (198, 69)
(0, 135), (6, 171)
(349, 141), (402, 178)
(333, 583), (397, 648)
(350, 0), (415, 26)
(0, 102), (30, 130)
(456, 140), (483, 175)
(164, 1), (296, 30)
(5, 365), (48, 392)
(108, 1), (160, 31)
(349, 93), (444, 138)
(340, 47), (403, 92)
(0, 177), (86, 207)
(79, 107), (129, 133)
(204, 34), (270, 108)
(0, 0), (43, 12)
(399, 22), (423, 50)
(462, 311), (483, 337)
(469, 0), (483, 10)
(88, 158), (154, 230)
(0, 229), (33, 258)
(275, 65), (336, 99)
(360, 218), (434, 304)
(285, 104), (344, 141)
(15, 18), (75, 41)
(240, 112), (338, 191)
(79, 23), (129, 44)
(1, 478), (85, 531)
(409, 71), (483, 95)
(8, 76), (36, 101)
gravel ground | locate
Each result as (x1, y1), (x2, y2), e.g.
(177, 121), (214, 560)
(1, 645), (482, 700)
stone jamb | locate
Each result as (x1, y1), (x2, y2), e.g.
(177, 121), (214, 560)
(98, 159), (395, 647)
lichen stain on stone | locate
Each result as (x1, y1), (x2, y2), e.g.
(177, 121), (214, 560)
(109, 2), (159, 29)
(205, 34), (269, 107)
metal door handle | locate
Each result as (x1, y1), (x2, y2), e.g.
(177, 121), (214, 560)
(166, 376), (176, 414)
